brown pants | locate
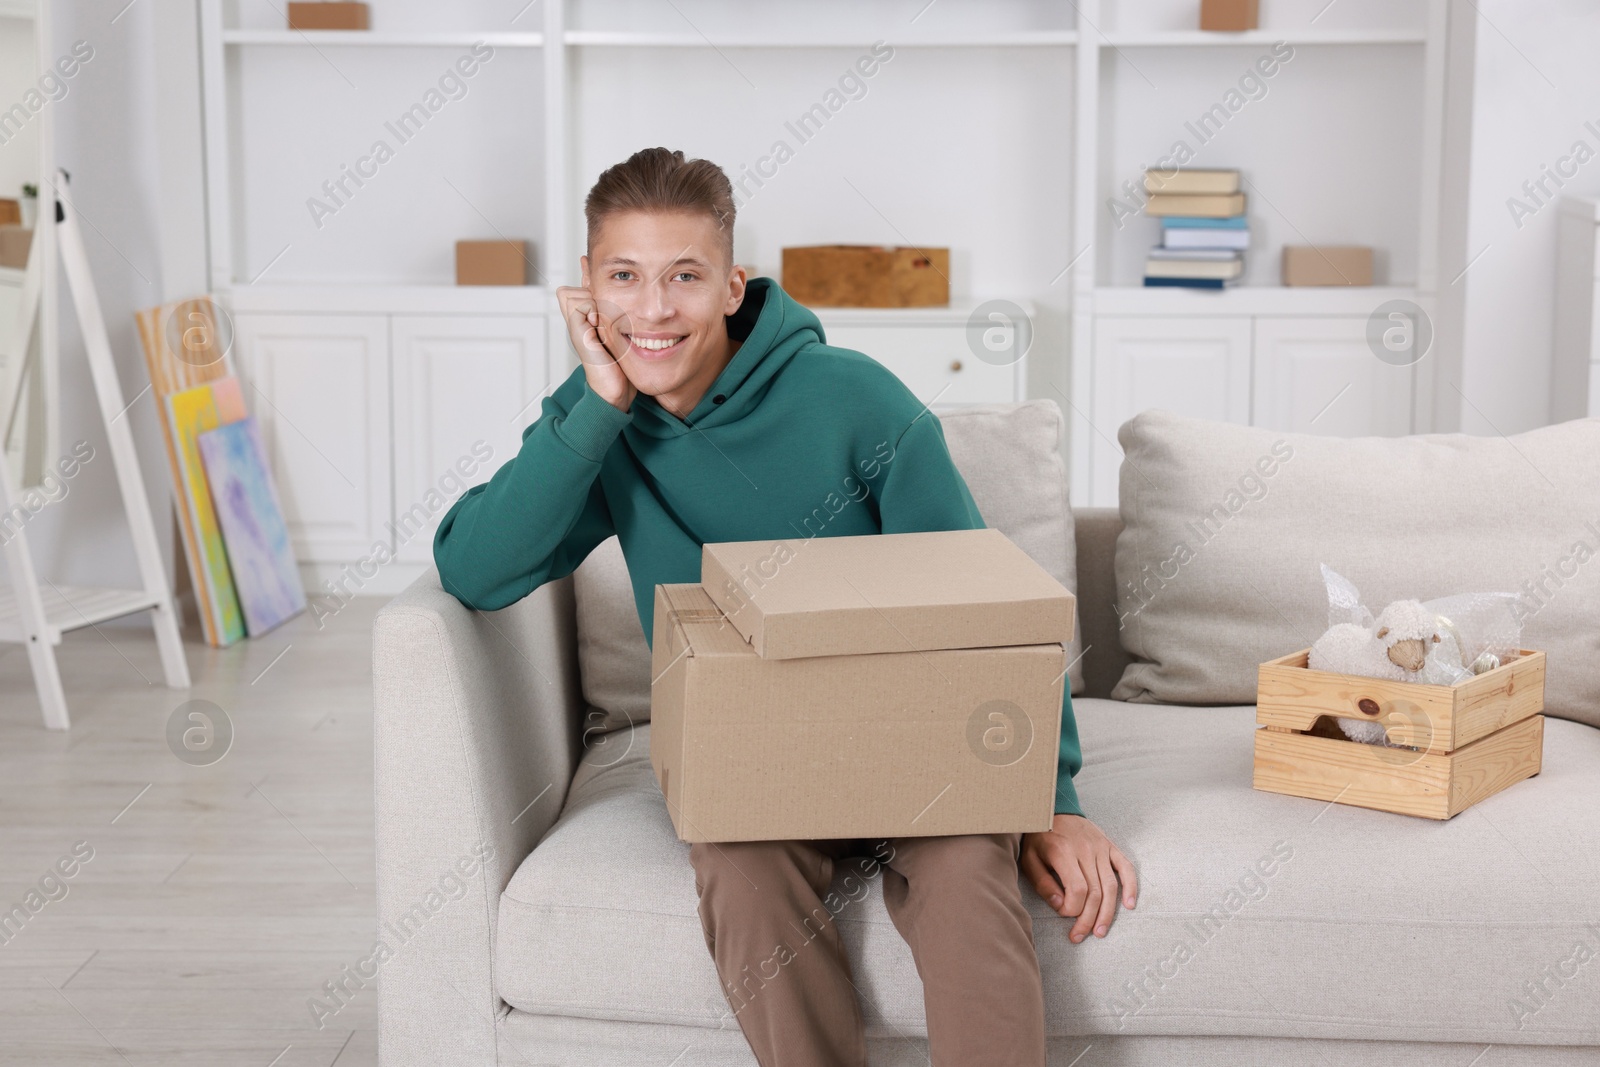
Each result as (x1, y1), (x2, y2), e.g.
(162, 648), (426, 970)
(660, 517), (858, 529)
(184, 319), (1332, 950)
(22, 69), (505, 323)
(689, 832), (1046, 1067)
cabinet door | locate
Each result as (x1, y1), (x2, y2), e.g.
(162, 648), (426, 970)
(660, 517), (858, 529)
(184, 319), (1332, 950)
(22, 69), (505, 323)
(234, 314), (390, 563)
(1252, 317), (1412, 436)
(817, 323), (1021, 406)
(391, 316), (548, 563)
(1089, 316), (1252, 507)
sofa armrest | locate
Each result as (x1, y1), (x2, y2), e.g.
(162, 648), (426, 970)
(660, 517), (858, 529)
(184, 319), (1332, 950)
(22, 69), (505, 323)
(373, 569), (583, 1067)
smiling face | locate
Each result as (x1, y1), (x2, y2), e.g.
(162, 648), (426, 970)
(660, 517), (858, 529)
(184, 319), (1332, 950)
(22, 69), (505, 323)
(581, 209), (747, 418)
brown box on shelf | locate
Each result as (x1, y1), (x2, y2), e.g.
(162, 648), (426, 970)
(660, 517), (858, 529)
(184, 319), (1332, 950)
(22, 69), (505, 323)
(455, 240), (530, 286)
(1253, 648), (1546, 820)
(0, 226), (32, 269)
(781, 245), (949, 308)
(650, 529), (1076, 843)
(0, 199), (19, 226)
(1282, 245), (1374, 286)
(1200, 0), (1259, 31)
(286, 2), (369, 31)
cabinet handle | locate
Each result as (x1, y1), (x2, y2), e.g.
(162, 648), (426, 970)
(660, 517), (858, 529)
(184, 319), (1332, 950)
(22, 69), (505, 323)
(949, 359), (963, 373)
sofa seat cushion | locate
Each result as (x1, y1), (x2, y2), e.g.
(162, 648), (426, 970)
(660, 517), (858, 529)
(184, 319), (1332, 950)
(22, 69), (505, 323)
(495, 702), (1600, 1046)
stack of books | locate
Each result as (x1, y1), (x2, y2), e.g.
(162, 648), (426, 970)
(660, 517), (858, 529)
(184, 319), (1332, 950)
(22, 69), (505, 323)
(1142, 169), (1247, 289)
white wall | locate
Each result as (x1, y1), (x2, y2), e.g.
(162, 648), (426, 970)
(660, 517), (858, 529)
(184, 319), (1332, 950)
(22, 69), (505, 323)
(7, 0), (204, 613)
(0, 12), (39, 199)
(1447, 0), (1600, 434)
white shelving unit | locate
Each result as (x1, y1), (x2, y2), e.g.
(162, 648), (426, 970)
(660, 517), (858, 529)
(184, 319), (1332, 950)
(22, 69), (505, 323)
(1067, 0), (1448, 504)
(196, 0), (1451, 585)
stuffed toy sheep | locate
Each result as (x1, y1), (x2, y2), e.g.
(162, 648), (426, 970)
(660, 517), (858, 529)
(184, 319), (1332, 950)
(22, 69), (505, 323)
(1308, 600), (1445, 746)
(1370, 600), (1444, 674)
(1306, 565), (1520, 746)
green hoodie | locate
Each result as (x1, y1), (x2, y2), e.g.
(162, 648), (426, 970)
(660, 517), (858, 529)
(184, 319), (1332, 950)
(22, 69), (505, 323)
(433, 276), (1084, 818)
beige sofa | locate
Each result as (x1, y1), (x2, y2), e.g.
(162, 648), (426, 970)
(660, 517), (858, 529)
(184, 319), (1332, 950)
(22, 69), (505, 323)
(374, 402), (1600, 1066)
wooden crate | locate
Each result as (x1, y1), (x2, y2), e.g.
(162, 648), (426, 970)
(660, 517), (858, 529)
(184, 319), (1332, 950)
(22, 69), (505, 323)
(1253, 648), (1546, 819)
(781, 245), (949, 307)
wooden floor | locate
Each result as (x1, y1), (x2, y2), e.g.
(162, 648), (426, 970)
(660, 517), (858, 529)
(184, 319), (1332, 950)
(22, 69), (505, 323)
(0, 597), (386, 1066)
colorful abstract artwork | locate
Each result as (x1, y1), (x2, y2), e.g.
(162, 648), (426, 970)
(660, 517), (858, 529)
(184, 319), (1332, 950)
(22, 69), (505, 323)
(197, 416), (305, 636)
(167, 379), (247, 646)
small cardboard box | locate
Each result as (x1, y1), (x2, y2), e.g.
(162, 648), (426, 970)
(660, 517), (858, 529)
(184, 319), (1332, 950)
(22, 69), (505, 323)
(650, 584), (1067, 843)
(1200, 0), (1259, 31)
(0, 225), (32, 270)
(1253, 648), (1546, 819)
(781, 245), (949, 308)
(456, 239), (530, 286)
(287, 2), (369, 30)
(701, 528), (1075, 660)
(0, 199), (19, 226)
(1282, 245), (1374, 286)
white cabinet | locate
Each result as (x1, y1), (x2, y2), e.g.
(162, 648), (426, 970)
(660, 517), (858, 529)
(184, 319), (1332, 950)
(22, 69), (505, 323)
(234, 307), (550, 591)
(1089, 316), (1252, 503)
(390, 316), (548, 563)
(235, 314), (391, 562)
(815, 304), (1029, 408)
(1252, 317), (1413, 436)
(1080, 305), (1424, 507)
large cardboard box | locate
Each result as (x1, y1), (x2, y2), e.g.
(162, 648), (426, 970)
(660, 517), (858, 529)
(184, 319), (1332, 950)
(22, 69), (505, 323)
(781, 245), (949, 308)
(649, 529), (1076, 843)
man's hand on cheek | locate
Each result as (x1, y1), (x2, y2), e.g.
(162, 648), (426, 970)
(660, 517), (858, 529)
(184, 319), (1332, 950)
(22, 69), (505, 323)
(556, 285), (638, 413)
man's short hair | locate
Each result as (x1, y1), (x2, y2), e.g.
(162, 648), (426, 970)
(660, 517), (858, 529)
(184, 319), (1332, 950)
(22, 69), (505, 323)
(584, 147), (735, 268)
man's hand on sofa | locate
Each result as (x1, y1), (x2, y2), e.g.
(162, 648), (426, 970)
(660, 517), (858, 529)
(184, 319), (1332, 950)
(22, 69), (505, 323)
(1020, 814), (1138, 943)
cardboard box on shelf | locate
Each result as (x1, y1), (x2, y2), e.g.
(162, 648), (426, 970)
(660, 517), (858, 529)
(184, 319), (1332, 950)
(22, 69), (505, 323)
(456, 239), (531, 286)
(0, 226), (32, 270)
(0, 199), (19, 226)
(650, 529), (1077, 843)
(1282, 245), (1374, 286)
(781, 245), (949, 307)
(1200, 0), (1259, 31)
(286, 2), (369, 30)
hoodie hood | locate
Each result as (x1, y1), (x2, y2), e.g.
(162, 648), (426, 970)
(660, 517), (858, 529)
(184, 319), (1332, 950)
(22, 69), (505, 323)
(628, 276), (824, 438)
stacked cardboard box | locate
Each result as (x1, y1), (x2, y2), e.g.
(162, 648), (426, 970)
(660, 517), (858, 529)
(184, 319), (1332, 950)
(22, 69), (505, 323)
(650, 528), (1076, 843)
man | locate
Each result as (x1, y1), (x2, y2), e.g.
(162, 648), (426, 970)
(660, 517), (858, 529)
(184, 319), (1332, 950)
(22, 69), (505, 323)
(434, 147), (1137, 1066)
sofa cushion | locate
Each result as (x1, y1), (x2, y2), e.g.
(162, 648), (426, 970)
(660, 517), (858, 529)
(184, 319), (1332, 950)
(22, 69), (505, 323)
(572, 401), (1086, 733)
(938, 400), (1083, 694)
(1111, 411), (1600, 730)
(573, 536), (651, 734)
(496, 702), (1600, 1045)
